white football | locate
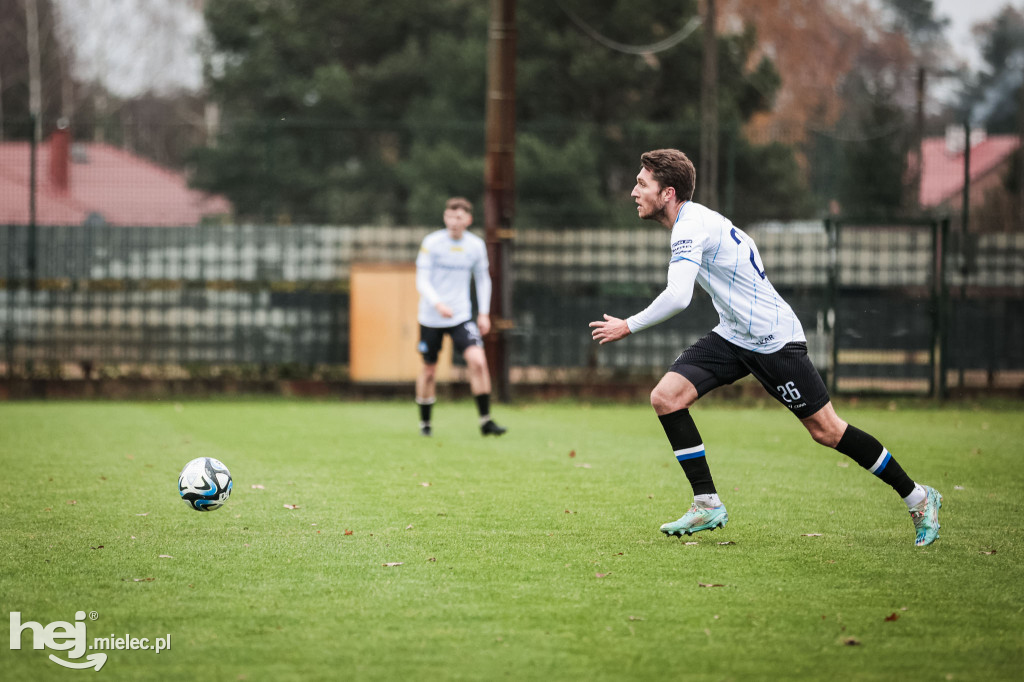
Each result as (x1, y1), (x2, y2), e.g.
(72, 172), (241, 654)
(178, 457), (233, 511)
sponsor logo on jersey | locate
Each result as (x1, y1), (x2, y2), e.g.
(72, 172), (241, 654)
(671, 239), (694, 257)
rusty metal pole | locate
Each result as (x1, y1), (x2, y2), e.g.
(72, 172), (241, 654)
(699, 0), (718, 209)
(484, 0), (516, 402)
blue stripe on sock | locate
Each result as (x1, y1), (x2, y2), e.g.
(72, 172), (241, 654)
(676, 449), (706, 462)
(873, 451), (892, 475)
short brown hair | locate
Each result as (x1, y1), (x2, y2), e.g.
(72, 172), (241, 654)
(640, 149), (696, 202)
(445, 197), (473, 214)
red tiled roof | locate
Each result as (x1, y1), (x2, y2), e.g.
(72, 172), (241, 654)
(919, 134), (1021, 207)
(0, 139), (232, 226)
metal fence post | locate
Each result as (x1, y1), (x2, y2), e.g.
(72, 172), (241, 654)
(928, 219), (939, 399)
(937, 217), (950, 400)
(825, 216), (840, 396)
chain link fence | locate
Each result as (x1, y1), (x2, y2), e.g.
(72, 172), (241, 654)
(3, 220), (1021, 395)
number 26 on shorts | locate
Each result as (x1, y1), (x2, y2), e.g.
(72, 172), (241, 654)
(776, 381), (802, 403)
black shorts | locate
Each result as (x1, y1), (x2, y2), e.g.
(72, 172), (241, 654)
(418, 321), (484, 364)
(670, 332), (830, 419)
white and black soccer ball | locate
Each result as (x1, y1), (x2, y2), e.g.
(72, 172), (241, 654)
(178, 457), (233, 511)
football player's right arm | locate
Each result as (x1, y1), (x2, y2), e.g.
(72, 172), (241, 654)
(625, 258), (700, 333)
(416, 246), (452, 317)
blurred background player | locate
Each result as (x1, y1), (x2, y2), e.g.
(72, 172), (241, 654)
(589, 149), (941, 547)
(415, 197), (507, 437)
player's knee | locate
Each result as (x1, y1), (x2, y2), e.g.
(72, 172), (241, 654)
(807, 426), (831, 446)
(464, 349), (487, 372)
(807, 422), (842, 447)
(650, 385), (689, 413)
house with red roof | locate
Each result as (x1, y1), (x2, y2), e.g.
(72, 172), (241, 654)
(919, 128), (1020, 230)
(0, 129), (232, 227)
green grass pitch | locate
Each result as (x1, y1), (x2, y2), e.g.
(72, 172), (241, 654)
(1, 399), (1022, 680)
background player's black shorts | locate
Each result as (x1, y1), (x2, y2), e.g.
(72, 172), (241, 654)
(669, 332), (830, 419)
(418, 321), (483, 364)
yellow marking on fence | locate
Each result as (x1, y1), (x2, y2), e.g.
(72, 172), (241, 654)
(837, 350), (931, 365)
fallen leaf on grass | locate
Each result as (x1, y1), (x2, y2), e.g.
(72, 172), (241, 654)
(90, 545), (104, 550)
(135, 512), (149, 517)
(283, 504), (301, 510)
(569, 450), (576, 458)
(427, 557), (437, 562)
(954, 485), (964, 490)
(574, 463), (592, 469)
(717, 541), (735, 545)
(595, 572), (610, 578)
(801, 533), (823, 537)
(842, 637), (861, 646)
(980, 549), (997, 555)
(67, 500), (78, 505)
(420, 482), (431, 487)
(836, 461), (849, 468)
(131, 578), (155, 582)
(382, 562), (403, 567)
(344, 529), (353, 535)
(251, 484), (265, 490)
(698, 582), (725, 588)
(405, 524), (414, 530)
(884, 613), (899, 622)
(628, 616), (644, 621)
(158, 555), (173, 559)
(684, 541), (699, 546)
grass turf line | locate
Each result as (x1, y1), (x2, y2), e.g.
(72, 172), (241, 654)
(0, 400), (1021, 681)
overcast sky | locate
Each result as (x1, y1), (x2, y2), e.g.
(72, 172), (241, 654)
(56, 0), (205, 98)
(933, 0), (1019, 69)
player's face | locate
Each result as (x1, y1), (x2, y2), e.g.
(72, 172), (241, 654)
(631, 167), (670, 224)
(443, 208), (472, 239)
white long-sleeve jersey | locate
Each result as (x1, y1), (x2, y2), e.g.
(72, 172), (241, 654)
(416, 229), (491, 328)
(626, 201), (805, 353)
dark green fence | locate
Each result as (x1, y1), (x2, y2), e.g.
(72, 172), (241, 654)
(2, 221), (1022, 395)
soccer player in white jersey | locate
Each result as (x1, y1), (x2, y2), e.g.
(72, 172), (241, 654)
(415, 197), (506, 437)
(589, 149), (942, 546)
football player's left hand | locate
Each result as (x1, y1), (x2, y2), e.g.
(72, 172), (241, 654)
(589, 314), (631, 345)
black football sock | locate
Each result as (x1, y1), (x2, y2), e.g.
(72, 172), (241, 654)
(658, 408), (716, 496)
(474, 393), (491, 420)
(835, 425), (916, 498)
(416, 397), (434, 425)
